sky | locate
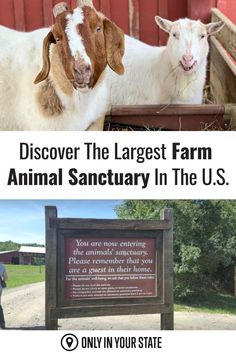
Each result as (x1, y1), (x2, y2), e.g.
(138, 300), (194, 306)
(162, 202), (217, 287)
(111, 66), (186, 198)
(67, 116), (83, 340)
(0, 200), (123, 245)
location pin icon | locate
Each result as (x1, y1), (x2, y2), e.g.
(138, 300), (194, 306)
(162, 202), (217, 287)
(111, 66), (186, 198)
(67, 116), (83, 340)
(66, 337), (74, 348)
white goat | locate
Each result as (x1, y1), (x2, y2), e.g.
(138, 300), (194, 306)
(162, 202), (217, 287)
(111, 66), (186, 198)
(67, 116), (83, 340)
(0, 1), (124, 131)
(107, 17), (224, 106)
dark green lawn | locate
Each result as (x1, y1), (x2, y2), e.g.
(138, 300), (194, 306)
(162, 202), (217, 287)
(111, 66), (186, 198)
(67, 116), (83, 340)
(175, 291), (236, 315)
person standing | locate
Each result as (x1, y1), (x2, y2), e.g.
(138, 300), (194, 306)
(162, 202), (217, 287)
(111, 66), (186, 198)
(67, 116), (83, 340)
(0, 262), (7, 329)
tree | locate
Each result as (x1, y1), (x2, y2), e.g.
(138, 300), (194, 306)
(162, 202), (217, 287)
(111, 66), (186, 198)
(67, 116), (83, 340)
(0, 240), (20, 251)
(0, 241), (45, 252)
(115, 200), (236, 299)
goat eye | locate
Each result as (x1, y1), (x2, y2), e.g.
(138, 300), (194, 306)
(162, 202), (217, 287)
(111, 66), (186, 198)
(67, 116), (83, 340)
(96, 26), (102, 33)
(173, 33), (179, 39)
(201, 34), (206, 39)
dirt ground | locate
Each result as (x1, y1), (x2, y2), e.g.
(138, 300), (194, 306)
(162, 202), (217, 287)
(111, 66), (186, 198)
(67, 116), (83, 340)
(2, 282), (236, 330)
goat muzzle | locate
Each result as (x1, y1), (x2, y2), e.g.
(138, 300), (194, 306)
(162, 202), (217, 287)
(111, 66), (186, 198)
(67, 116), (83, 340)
(73, 61), (92, 89)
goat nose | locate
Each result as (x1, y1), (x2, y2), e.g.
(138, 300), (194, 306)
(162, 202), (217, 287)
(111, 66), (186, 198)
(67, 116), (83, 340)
(183, 54), (194, 64)
(74, 62), (91, 75)
(74, 62), (92, 83)
(74, 62), (90, 73)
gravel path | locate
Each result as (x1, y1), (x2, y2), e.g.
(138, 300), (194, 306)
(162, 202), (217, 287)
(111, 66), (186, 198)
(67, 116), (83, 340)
(2, 282), (236, 330)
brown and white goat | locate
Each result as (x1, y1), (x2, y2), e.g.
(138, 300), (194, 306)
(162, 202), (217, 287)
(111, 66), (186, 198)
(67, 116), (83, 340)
(0, 0), (124, 130)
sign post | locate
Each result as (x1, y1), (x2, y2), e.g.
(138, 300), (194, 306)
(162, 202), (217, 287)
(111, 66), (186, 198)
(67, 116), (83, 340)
(45, 207), (174, 330)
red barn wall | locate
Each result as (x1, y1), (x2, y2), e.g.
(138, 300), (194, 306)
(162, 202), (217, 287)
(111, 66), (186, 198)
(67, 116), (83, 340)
(0, 251), (19, 264)
(0, 0), (234, 46)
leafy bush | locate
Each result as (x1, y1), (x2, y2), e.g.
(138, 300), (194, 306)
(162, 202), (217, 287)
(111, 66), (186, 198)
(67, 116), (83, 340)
(115, 200), (236, 299)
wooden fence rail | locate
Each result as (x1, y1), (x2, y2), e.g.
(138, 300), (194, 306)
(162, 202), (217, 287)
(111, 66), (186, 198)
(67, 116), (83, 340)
(106, 104), (230, 131)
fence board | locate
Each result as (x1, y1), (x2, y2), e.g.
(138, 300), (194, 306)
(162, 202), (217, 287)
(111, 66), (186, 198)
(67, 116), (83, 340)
(211, 8), (236, 62)
(24, 0), (43, 31)
(52, 218), (172, 230)
(1, 0), (233, 45)
(100, 0), (112, 18)
(158, 0), (168, 45)
(168, 0), (187, 21)
(111, 0), (129, 36)
(0, 0), (14, 28)
(51, 303), (172, 319)
(14, 0), (26, 31)
(139, 0), (158, 45)
(210, 37), (236, 104)
(187, 0), (215, 23)
(71, 0), (79, 8)
(43, 0), (53, 27)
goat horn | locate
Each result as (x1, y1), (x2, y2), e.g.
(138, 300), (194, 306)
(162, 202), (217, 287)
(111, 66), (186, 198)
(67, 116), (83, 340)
(53, 2), (69, 18)
(77, 0), (94, 8)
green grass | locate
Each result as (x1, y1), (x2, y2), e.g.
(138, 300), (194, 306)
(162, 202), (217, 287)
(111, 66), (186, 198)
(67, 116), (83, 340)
(175, 291), (236, 315)
(4, 264), (45, 288)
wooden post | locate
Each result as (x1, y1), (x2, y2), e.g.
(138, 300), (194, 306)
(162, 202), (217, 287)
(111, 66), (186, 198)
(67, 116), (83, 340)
(129, 0), (140, 40)
(188, 0), (215, 23)
(45, 206), (58, 330)
(160, 208), (174, 330)
(210, 9), (236, 105)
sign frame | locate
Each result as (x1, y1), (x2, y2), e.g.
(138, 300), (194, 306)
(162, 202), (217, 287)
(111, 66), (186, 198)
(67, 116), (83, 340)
(45, 207), (174, 330)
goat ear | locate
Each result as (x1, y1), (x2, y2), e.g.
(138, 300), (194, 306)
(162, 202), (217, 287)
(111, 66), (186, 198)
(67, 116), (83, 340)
(34, 31), (56, 84)
(53, 2), (69, 18)
(103, 18), (125, 75)
(206, 21), (225, 36)
(155, 16), (173, 33)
